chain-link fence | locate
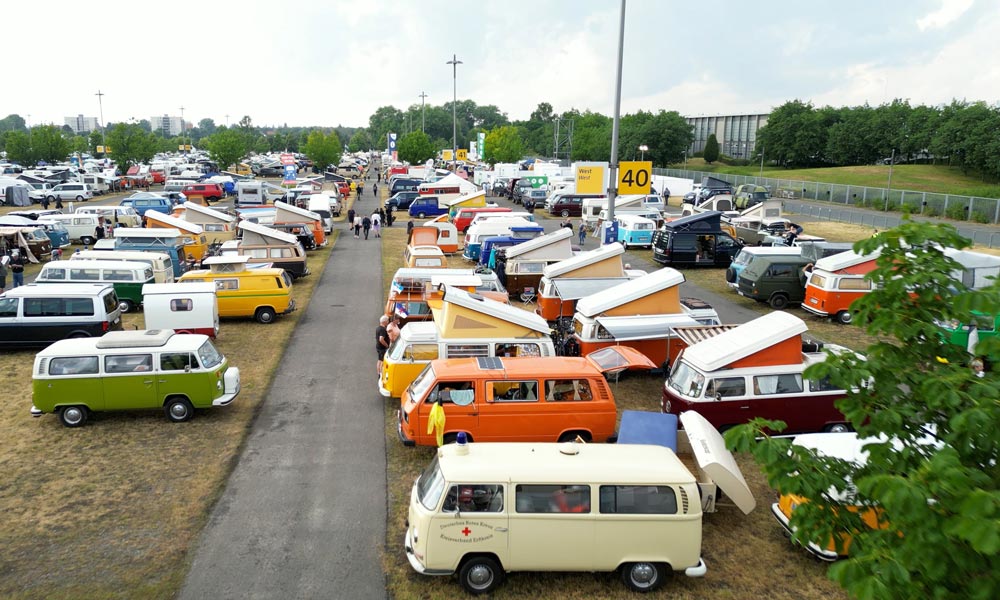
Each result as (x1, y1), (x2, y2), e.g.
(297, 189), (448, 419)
(657, 168), (1000, 225)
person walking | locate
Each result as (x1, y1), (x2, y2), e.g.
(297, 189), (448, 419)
(357, 180), (365, 197)
(406, 218), (414, 239)
(353, 214), (362, 239)
(362, 215), (372, 240)
(54, 197), (63, 211)
(385, 204), (394, 227)
(371, 211), (381, 238)
(578, 220), (587, 247)
(372, 182), (378, 198)
(41, 195), (50, 210)
(94, 222), (106, 242)
(347, 208), (356, 230)
(375, 315), (390, 375)
(9, 249), (25, 288)
(0, 256), (7, 293)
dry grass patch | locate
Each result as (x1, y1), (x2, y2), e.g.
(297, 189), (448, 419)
(0, 238), (335, 599)
(378, 229), (847, 600)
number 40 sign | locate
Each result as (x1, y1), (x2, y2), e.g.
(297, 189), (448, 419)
(617, 161), (652, 195)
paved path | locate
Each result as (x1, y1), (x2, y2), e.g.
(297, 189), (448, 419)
(179, 188), (387, 599)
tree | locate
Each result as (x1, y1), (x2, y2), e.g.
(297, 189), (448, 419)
(348, 129), (373, 153)
(0, 114), (27, 133)
(483, 126), (524, 164)
(302, 129), (341, 171)
(104, 123), (157, 172)
(703, 133), (720, 163)
(728, 219), (1000, 600)
(206, 128), (249, 171)
(4, 130), (34, 165)
(32, 126), (71, 164)
(397, 131), (435, 164)
(198, 118), (217, 138)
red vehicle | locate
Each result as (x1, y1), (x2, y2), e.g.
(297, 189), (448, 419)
(181, 183), (225, 202)
(661, 312), (856, 434)
(452, 207), (512, 233)
(336, 181), (351, 197)
(150, 171), (166, 184)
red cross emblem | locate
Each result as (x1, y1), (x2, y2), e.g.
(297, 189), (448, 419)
(462, 527), (472, 536)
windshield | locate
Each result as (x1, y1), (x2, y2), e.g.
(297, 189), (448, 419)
(668, 361), (705, 399)
(198, 340), (224, 369)
(387, 335), (406, 360)
(408, 364), (436, 402)
(733, 251), (752, 266)
(417, 456), (446, 511)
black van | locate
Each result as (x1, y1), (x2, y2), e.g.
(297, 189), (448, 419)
(390, 178), (421, 196)
(0, 284), (123, 347)
(651, 211), (741, 267)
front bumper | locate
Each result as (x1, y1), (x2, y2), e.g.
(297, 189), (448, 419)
(396, 410), (415, 447)
(30, 405), (43, 417)
(405, 527), (453, 576)
(214, 367), (241, 406)
(770, 502), (839, 562)
(799, 302), (829, 318)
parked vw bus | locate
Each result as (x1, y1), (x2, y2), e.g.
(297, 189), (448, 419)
(614, 214), (657, 248)
(178, 256), (295, 324)
(37, 260), (154, 313)
(30, 329), (240, 427)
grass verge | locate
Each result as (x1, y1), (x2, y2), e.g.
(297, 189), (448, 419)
(0, 233), (336, 599)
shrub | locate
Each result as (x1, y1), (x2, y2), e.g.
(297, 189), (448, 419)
(945, 203), (968, 220)
(972, 209), (992, 224)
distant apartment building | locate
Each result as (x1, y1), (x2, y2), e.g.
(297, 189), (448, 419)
(686, 113), (769, 159)
(64, 115), (100, 134)
(151, 115), (185, 137)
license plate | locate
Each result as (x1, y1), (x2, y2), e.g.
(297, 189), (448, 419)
(810, 298), (818, 304)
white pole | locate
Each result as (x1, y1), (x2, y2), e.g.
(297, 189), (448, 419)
(605, 0), (627, 242)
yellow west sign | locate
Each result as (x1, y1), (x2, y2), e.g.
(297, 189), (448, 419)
(442, 149), (454, 161)
(618, 161), (652, 195)
(456, 149), (468, 161)
(576, 164), (606, 195)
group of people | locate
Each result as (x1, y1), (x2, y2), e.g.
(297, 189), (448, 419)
(376, 314), (403, 375)
(559, 218), (589, 247)
(0, 249), (26, 292)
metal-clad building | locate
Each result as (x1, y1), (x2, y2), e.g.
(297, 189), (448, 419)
(686, 113), (769, 159)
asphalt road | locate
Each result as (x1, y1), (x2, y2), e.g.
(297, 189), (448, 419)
(178, 189), (387, 599)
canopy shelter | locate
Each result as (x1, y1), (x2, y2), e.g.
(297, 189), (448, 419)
(238, 220), (298, 245)
(681, 312), (808, 371)
(431, 286), (549, 339)
(575, 268), (685, 318)
(543, 242), (625, 279)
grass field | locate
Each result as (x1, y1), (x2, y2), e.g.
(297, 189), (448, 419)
(379, 226), (849, 599)
(673, 158), (1000, 199)
(0, 225), (336, 599)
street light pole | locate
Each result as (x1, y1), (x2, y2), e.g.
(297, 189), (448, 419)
(95, 90), (106, 155)
(759, 144), (765, 180)
(446, 54), (462, 170)
(885, 148), (895, 212)
(606, 0), (627, 241)
(180, 106), (186, 154)
(419, 91), (428, 133)
(638, 144), (648, 161)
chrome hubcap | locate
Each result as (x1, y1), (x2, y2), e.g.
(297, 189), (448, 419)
(170, 403), (188, 419)
(468, 565), (493, 588)
(631, 563), (655, 585)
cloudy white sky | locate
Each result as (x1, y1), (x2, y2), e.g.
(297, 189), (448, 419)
(6, 0), (997, 129)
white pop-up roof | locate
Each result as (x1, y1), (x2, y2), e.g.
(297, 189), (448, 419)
(114, 227), (184, 240)
(182, 201), (234, 223)
(419, 173), (478, 194)
(273, 200), (322, 223)
(682, 311), (808, 372)
(145, 211), (204, 235)
(504, 227), (574, 260)
(543, 243), (625, 279)
(575, 268), (685, 317)
(238, 220), (298, 245)
(814, 249), (881, 273)
(441, 286), (551, 334)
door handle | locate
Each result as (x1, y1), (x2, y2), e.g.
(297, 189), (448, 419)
(470, 412), (478, 416)
(143, 380), (154, 385)
(158, 379), (167, 384)
(740, 405), (750, 410)
(495, 527), (508, 532)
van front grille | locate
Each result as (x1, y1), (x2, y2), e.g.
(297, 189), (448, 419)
(680, 486), (690, 513)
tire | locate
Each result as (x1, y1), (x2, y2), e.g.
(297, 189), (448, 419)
(558, 431), (592, 443)
(417, 212), (426, 218)
(81, 236), (96, 246)
(836, 310), (853, 324)
(75, 195), (84, 202)
(825, 423), (851, 433)
(459, 556), (504, 595)
(118, 299), (135, 313)
(769, 294), (789, 310)
(561, 210), (570, 217)
(621, 561), (668, 593)
(725, 268), (736, 283)
(59, 405), (89, 428)
(255, 307), (277, 324)
(164, 397), (194, 423)
(46, 195), (55, 202)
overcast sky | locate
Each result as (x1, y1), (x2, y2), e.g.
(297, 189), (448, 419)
(7, 0), (997, 129)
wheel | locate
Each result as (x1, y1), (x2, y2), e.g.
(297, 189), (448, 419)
(255, 307), (277, 324)
(836, 310), (852, 324)
(825, 423), (851, 433)
(459, 556), (504, 595)
(621, 561), (667, 592)
(75, 195), (84, 201)
(561, 209), (570, 217)
(769, 294), (789, 310)
(118, 299), (135, 313)
(164, 397), (194, 423)
(59, 405), (89, 428)
(558, 431), (592, 443)
(46, 195), (55, 202)
(417, 212), (426, 218)
(81, 236), (95, 245)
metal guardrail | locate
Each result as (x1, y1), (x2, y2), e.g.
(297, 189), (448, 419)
(657, 168), (1000, 225)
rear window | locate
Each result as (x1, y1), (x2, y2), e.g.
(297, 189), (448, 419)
(103, 291), (119, 314)
(24, 297), (95, 317)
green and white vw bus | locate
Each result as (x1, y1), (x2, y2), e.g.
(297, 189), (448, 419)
(36, 260), (155, 313)
(30, 329), (240, 427)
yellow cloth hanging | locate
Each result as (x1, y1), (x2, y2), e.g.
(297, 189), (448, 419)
(428, 401), (446, 447)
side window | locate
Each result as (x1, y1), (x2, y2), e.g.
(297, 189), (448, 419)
(170, 298), (194, 312)
(768, 264), (796, 278)
(837, 277), (872, 291)
(160, 353), (198, 371)
(48, 356), (100, 375)
(545, 379), (594, 402)
(104, 354), (153, 374)
(704, 377), (746, 398)
(515, 484), (591, 513)
(215, 279), (239, 291)
(39, 268), (66, 281)
(403, 344), (439, 360)
(494, 343), (541, 357)
(809, 377), (844, 392)
(247, 248), (268, 258)
(428, 381), (475, 405)
(442, 484), (504, 513)
(70, 268), (101, 281)
(271, 248), (293, 258)
(673, 234), (697, 252)
(24, 298), (62, 317)
(753, 373), (803, 395)
(600, 485), (677, 514)
(445, 344), (489, 358)
(0, 298), (18, 318)
(106, 269), (134, 281)
(66, 298), (95, 316)
(488, 380), (539, 402)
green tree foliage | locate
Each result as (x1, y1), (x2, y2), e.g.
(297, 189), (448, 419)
(397, 131), (435, 164)
(567, 110), (611, 161)
(3, 126), (71, 165)
(618, 110), (694, 166)
(728, 219), (1000, 600)
(302, 130), (342, 171)
(4, 131), (33, 164)
(197, 118), (217, 138)
(367, 106), (405, 150)
(703, 133), (720, 164)
(348, 129), (374, 152)
(88, 130), (104, 154)
(483, 126), (524, 164)
(206, 128), (249, 172)
(0, 114), (27, 133)
(104, 123), (157, 171)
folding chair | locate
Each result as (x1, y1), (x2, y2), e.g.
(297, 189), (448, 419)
(520, 286), (536, 305)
